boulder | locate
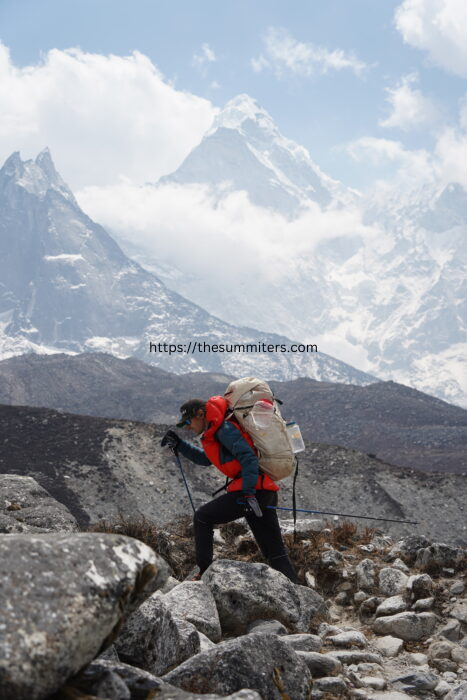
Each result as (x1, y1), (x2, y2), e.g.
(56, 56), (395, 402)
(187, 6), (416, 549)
(356, 558), (376, 591)
(202, 559), (327, 634)
(68, 659), (262, 699)
(388, 535), (431, 565)
(246, 619), (288, 636)
(450, 601), (467, 628)
(412, 597), (434, 611)
(379, 567), (409, 596)
(312, 676), (347, 697)
(327, 631), (368, 648)
(163, 633), (313, 699)
(373, 611), (438, 641)
(445, 682), (467, 700)
(415, 543), (464, 571)
(115, 592), (200, 675)
(281, 633), (322, 652)
(439, 619), (462, 642)
(374, 635), (404, 658)
(358, 596), (384, 622)
(163, 581), (221, 642)
(450, 581), (465, 596)
(391, 670), (439, 694)
(0, 474), (77, 532)
(326, 650), (382, 666)
(407, 573), (434, 601)
(0, 533), (166, 700)
(376, 595), (407, 617)
(297, 651), (342, 677)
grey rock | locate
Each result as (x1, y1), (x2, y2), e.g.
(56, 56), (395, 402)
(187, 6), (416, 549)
(445, 682), (467, 700)
(373, 611), (438, 641)
(335, 591), (348, 605)
(312, 676), (347, 697)
(198, 631), (216, 652)
(354, 591), (368, 604)
(407, 573), (434, 601)
(281, 633), (322, 652)
(415, 543), (464, 571)
(450, 600), (467, 626)
(161, 575), (180, 593)
(429, 640), (455, 660)
(435, 680), (452, 696)
(450, 581), (465, 596)
(318, 622), (343, 638)
(297, 651), (342, 677)
(376, 595), (407, 617)
(115, 592), (200, 676)
(360, 676), (387, 690)
(409, 653), (428, 666)
(0, 533), (166, 700)
(379, 567), (409, 596)
(430, 658), (459, 673)
(163, 580), (221, 642)
(392, 558), (410, 573)
(0, 474), (77, 532)
(327, 650), (382, 666)
(69, 659), (261, 699)
(246, 619), (288, 635)
(328, 630), (368, 648)
(163, 633), (312, 698)
(450, 645), (467, 665)
(280, 518), (324, 534)
(391, 670), (439, 694)
(374, 635), (404, 657)
(202, 559), (327, 634)
(439, 619), (462, 642)
(412, 597), (434, 611)
(359, 596), (384, 622)
(356, 558), (376, 591)
(320, 548), (344, 569)
(388, 535), (432, 565)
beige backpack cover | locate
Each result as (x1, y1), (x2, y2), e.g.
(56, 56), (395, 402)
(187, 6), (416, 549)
(224, 376), (296, 481)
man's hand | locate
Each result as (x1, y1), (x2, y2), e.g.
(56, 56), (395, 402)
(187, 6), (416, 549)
(237, 494), (263, 518)
(160, 429), (180, 451)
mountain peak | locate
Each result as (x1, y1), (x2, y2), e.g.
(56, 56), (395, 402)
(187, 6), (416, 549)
(209, 93), (277, 137)
(0, 149), (76, 204)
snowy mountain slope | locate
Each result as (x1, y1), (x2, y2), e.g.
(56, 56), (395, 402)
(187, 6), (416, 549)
(0, 149), (376, 386)
(160, 94), (359, 214)
(106, 95), (465, 406)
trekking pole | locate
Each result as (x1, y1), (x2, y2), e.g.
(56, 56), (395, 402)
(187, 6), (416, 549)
(267, 505), (418, 525)
(172, 449), (196, 513)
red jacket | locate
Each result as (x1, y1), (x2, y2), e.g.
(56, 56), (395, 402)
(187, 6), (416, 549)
(200, 396), (278, 492)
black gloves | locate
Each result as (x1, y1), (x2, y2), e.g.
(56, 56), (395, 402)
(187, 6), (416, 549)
(237, 494), (263, 518)
(160, 429), (180, 451)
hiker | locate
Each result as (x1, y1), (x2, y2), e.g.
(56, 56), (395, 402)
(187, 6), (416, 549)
(161, 396), (298, 583)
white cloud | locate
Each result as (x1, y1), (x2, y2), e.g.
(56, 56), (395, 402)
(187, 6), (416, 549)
(192, 43), (217, 75)
(0, 43), (217, 189)
(380, 72), (440, 130)
(77, 181), (380, 288)
(345, 135), (433, 172)
(394, 0), (467, 77)
(251, 27), (368, 79)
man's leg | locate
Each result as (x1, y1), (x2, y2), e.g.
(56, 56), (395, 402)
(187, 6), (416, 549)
(246, 491), (299, 584)
(193, 492), (245, 574)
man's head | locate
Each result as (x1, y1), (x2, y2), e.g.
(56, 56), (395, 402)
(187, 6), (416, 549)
(176, 398), (207, 435)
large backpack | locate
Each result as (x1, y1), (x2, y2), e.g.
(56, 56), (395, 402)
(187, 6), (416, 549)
(223, 376), (296, 481)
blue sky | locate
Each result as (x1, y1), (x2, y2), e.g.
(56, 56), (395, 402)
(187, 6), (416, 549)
(1, 0), (466, 190)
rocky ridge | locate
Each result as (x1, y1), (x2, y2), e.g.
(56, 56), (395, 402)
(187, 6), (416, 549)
(0, 474), (465, 699)
(0, 403), (465, 544)
(0, 352), (465, 474)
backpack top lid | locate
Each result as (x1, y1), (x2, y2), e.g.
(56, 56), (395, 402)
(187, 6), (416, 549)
(224, 377), (273, 410)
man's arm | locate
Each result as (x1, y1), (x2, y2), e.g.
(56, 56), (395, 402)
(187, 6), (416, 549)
(216, 422), (259, 494)
(177, 438), (212, 466)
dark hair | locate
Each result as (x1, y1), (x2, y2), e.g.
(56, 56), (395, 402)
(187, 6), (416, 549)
(176, 398), (206, 426)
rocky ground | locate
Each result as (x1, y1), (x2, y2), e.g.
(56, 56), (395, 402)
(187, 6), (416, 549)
(0, 473), (465, 699)
(0, 403), (465, 545)
(0, 352), (465, 474)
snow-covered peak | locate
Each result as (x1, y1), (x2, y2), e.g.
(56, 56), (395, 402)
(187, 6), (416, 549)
(209, 93), (278, 138)
(0, 149), (76, 204)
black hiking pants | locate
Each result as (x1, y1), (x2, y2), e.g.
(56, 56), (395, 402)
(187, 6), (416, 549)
(193, 489), (299, 583)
